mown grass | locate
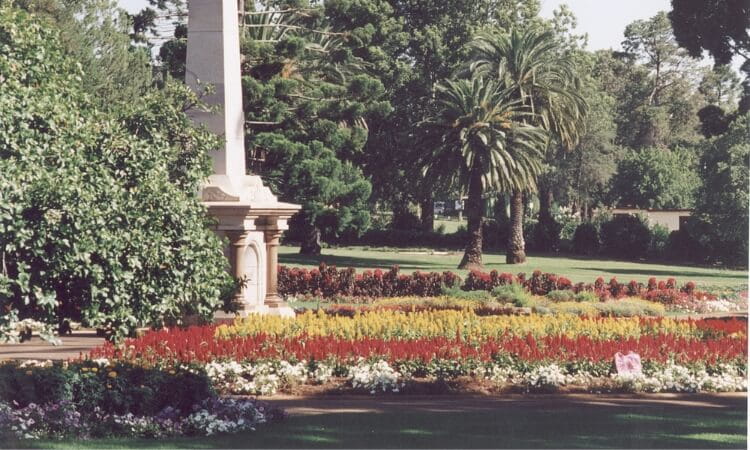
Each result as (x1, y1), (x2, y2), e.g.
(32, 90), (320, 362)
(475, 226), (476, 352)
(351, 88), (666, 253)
(279, 246), (748, 290)
(21, 400), (747, 449)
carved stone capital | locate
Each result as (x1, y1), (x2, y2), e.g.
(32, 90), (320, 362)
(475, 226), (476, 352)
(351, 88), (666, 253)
(202, 186), (240, 202)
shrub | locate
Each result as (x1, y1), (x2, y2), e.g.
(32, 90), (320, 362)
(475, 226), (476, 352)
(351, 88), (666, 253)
(523, 270), (572, 295)
(0, 361), (213, 416)
(649, 224), (670, 259)
(492, 284), (532, 307)
(572, 223), (600, 255)
(278, 264), (460, 298)
(642, 289), (688, 305)
(594, 299), (665, 317)
(600, 215), (651, 259)
(530, 216), (562, 252)
(0, 9), (234, 343)
(575, 291), (601, 303)
(440, 286), (495, 303)
(546, 290), (577, 302)
(548, 302), (599, 317)
(462, 270), (516, 291)
(664, 219), (715, 264)
(279, 265), (703, 307)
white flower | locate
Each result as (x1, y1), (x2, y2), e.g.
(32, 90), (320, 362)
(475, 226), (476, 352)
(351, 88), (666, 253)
(348, 359), (403, 394)
(523, 364), (568, 389)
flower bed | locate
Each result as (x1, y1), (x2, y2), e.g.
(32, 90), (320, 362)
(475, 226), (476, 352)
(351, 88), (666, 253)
(87, 312), (748, 396)
(294, 295), (669, 318)
(0, 360), (284, 440)
(278, 265), (737, 313)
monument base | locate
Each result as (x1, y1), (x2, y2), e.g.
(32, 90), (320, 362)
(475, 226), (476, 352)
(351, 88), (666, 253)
(202, 178), (300, 318)
(265, 306), (296, 318)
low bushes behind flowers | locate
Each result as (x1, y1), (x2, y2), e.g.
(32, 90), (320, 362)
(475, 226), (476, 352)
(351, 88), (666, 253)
(281, 265), (736, 313)
(0, 361), (283, 440)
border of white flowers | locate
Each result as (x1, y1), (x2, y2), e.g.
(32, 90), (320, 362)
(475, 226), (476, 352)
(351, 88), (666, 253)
(192, 359), (746, 395)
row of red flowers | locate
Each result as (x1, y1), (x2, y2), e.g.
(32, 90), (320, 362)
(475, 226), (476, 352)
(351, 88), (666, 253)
(89, 325), (746, 367)
(278, 264), (711, 303)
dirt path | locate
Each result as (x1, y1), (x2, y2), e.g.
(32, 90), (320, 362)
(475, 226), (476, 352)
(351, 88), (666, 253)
(0, 331), (103, 361)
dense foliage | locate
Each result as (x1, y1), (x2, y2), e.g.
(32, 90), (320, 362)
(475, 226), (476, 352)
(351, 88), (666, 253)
(0, 360), (284, 439)
(599, 215), (652, 260)
(693, 114), (750, 264)
(0, 8), (234, 343)
(608, 147), (700, 209)
(139, 1), (746, 268)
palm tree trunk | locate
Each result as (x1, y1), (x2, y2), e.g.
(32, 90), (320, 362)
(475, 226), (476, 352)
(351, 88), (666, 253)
(506, 189), (526, 264)
(458, 169), (483, 270)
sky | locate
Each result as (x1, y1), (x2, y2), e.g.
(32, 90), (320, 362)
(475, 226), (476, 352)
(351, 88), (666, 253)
(118, 0), (742, 72)
(119, 0), (672, 52)
(538, 0), (670, 51)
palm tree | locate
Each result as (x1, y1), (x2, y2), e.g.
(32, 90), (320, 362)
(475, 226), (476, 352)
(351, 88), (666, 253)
(423, 76), (546, 269)
(467, 27), (588, 264)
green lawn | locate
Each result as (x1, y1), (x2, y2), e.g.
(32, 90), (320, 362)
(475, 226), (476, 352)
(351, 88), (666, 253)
(21, 400), (747, 449)
(279, 246), (748, 290)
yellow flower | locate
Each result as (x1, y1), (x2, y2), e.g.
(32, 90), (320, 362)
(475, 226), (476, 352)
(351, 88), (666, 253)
(91, 367), (98, 373)
(217, 304), (707, 342)
(108, 371), (117, 378)
(81, 367), (89, 372)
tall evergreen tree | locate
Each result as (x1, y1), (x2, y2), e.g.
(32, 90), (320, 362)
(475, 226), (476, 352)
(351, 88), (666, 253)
(239, 1), (397, 254)
(16, 0), (154, 108)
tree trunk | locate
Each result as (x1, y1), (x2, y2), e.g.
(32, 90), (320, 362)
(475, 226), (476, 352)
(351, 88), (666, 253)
(458, 169), (483, 270)
(299, 220), (322, 255)
(506, 189), (526, 264)
(538, 177), (553, 222)
(419, 193), (434, 232)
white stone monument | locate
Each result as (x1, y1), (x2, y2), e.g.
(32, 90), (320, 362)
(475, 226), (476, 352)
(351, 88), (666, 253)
(185, 0), (300, 317)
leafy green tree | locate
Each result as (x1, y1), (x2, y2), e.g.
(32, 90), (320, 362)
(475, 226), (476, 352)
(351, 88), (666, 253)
(696, 65), (742, 137)
(608, 147), (700, 209)
(621, 11), (702, 148)
(668, 0), (748, 65)
(363, 0), (542, 231)
(17, 0), (154, 108)
(699, 65), (742, 107)
(423, 77), (545, 269)
(693, 113), (750, 264)
(671, 0), (749, 114)
(0, 7), (234, 343)
(555, 63), (620, 219)
(467, 27), (587, 263)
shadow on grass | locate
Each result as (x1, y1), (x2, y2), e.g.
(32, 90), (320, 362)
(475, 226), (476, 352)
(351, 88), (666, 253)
(25, 402), (748, 449)
(580, 267), (748, 280)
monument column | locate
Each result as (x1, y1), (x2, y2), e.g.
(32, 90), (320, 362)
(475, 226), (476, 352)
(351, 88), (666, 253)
(186, 0), (300, 317)
(263, 228), (284, 308)
(225, 230), (248, 308)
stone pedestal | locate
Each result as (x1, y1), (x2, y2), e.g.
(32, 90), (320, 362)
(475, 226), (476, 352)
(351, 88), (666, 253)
(186, 0), (300, 317)
(209, 206), (298, 317)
